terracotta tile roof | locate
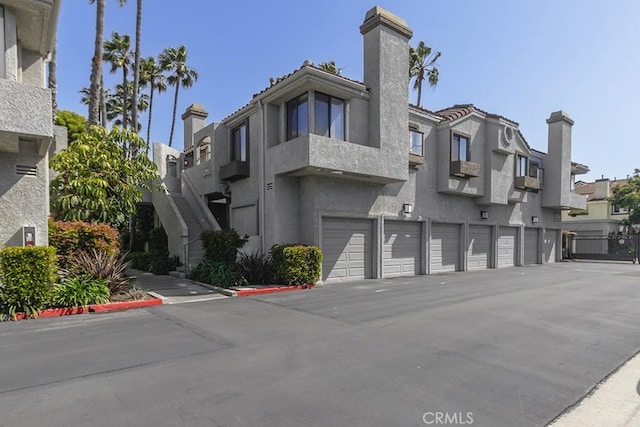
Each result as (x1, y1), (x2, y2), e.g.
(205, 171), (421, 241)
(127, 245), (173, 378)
(435, 104), (519, 126)
(574, 178), (628, 201)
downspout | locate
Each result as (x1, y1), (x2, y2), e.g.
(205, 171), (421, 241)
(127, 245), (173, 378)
(258, 98), (266, 253)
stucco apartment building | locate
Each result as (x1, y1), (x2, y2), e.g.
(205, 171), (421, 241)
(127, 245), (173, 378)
(153, 6), (588, 283)
(561, 178), (629, 236)
(0, 0), (64, 248)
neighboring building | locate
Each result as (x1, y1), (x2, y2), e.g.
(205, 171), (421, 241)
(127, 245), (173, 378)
(152, 6), (588, 282)
(561, 178), (629, 236)
(0, 0), (64, 247)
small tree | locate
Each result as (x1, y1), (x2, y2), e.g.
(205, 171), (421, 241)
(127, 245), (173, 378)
(50, 126), (158, 228)
(54, 110), (87, 143)
(610, 170), (640, 229)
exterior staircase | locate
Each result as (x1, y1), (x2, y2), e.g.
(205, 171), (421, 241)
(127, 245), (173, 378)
(171, 194), (206, 270)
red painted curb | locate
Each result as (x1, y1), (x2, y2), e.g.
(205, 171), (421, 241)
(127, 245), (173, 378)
(89, 298), (163, 312)
(236, 285), (312, 297)
(9, 297), (162, 320)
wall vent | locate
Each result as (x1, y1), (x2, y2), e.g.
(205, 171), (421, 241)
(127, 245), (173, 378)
(266, 182), (273, 190)
(16, 165), (37, 176)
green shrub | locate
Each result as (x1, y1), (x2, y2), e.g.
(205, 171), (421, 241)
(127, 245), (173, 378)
(51, 275), (110, 308)
(0, 246), (58, 318)
(191, 261), (248, 288)
(201, 229), (248, 264)
(236, 252), (275, 286)
(148, 227), (168, 256)
(49, 219), (119, 269)
(67, 249), (131, 293)
(126, 252), (154, 271)
(149, 255), (180, 275)
(270, 244), (322, 286)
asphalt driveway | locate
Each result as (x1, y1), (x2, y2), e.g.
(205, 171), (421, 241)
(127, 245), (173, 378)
(1, 262), (639, 426)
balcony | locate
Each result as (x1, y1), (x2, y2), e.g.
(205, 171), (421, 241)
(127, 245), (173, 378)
(220, 160), (249, 182)
(0, 79), (53, 150)
(450, 160), (480, 178)
(409, 153), (424, 168)
(514, 175), (540, 191)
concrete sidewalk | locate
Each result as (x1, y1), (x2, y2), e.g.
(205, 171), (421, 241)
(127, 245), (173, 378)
(129, 269), (228, 304)
(550, 351), (640, 426)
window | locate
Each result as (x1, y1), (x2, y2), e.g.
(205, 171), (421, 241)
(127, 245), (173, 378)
(529, 160), (540, 179)
(315, 92), (345, 140)
(451, 133), (469, 161)
(612, 205), (628, 215)
(232, 122), (248, 162)
(286, 94), (308, 140)
(517, 154), (528, 177)
(199, 145), (210, 163)
(0, 6), (5, 79)
(410, 129), (423, 156)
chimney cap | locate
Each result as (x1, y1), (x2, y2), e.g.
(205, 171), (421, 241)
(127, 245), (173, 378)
(182, 103), (209, 120)
(360, 6), (413, 39)
(546, 110), (574, 125)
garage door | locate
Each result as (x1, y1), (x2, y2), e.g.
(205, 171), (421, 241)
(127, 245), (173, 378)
(322, 218), (373, 282)
(524, 228), (539, 265)
(383, 221), (422, 278)
(543, 229), (559, 263)
(430, 223), (461, 273)
(467, 225), (491, 270)
(497, 227), (518, 268)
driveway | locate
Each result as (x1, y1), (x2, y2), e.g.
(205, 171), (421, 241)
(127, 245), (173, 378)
(1, 262), (639, 426)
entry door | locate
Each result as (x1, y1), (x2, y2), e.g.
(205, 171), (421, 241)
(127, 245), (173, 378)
(524, 228), (540, 265)
(544, 229), (559, 263)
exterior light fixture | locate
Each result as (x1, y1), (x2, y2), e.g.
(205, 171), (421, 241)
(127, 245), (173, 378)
(480, 211), (489, 220)
(403, 203), (413, 215)
(532, 216), (539, 224)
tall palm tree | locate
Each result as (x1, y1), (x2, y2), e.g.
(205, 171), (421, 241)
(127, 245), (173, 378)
(80, 85), (111, 123)
(139, 56), (167, 146)
(131, 0), (142, 134)
(87, 0), (126, 129)
(409, 41), (441, 107)
(159, 45), (198, 147)
(106, 82), (149, 130)
(48, 44), (57, 119)
(104, 31), (133, 129)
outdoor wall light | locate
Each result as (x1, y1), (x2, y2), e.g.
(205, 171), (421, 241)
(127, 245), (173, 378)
(403, 203), (413, 215)
(532, 216), (539, 224)
(480, 211), (489, 220)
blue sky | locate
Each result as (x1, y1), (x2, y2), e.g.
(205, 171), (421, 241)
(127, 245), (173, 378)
(56, 1), (640, 181)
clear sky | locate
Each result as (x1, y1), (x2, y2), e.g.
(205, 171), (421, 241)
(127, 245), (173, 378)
(55, 0), (640, 182)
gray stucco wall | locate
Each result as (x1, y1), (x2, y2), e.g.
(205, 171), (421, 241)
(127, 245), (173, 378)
(0, 78), (53, 139)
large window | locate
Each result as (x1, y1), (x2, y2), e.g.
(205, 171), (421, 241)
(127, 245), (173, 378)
(612, 205), (629, 215)
(410, 129), (423, 155)
(517, 154), (528, 176)
(231, 122), (248, 162)
(529, 160), (540, 179)
(286, 94), (308, 140)
(0, 6), (5, 79)
(451, 133), (469, 161)
(315, 92), (345, 140)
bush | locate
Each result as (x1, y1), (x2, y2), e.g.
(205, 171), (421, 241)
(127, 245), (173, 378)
(270, 244), (322, 286)
(51, 275), (110, 308)
(201, 229), (248, 264)
(67, 249), (131, 294)
(0, 246), (58, 318)
(149, 255), (180, 275)
(148, 227), (168, 256)
(126, 252), (154, 271)
(191, 261), (247, 288)
(49, 219), (119, 269)
(236, 252), (275, 286)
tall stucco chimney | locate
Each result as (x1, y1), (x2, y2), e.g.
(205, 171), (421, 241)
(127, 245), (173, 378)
(542, 111), (574, 208)
(360, 6), (412, 149)
(594, 178), (610, 200)
(181, 103), (208, 149)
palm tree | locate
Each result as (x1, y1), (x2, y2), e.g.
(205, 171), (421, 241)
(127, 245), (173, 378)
(159, 45), (198, 147)
(80, 85), (111, 124)
(106, 82), (149, 130)
(87, 0), (126, 129)
(139, 56), (167, 146)
(409, 41), (441, 107)
(48, 44), (57, 119)
(131, 0), (142, 134)
(104, 31), (133, 129)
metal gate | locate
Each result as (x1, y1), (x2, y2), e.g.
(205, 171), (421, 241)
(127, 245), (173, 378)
(567, 234), (639, 263)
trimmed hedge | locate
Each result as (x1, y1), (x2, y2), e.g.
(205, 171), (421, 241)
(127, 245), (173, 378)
(125, 251), (180, 275)
(270, 244), (322, 286)
(0, 246), (58, 318)
(201, 229), (248, 264)
(49, 219), (119, 268)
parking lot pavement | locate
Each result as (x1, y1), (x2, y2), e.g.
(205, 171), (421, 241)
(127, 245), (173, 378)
(1, 262), (639, 426)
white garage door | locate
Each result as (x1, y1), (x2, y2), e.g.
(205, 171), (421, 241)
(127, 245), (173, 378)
(322, 218), (373, 282)
(467, 225), (491, 270)
(383, 221), (422, 278)
(543, 229), (559, 263)
(524, 228), (539, 265)
(430, 223), (461, 273)
(497, 227), (518, 268)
